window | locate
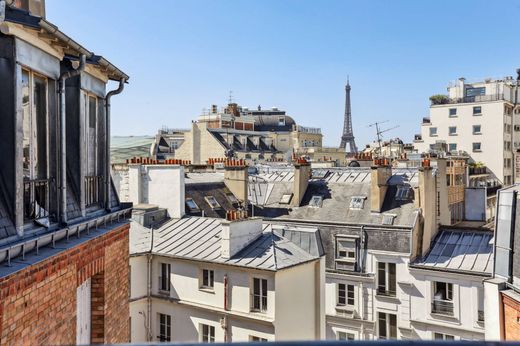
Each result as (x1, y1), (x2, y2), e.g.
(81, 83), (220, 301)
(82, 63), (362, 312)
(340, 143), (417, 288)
(429, 127), (437, 136)
(448, 143), (457, 152)
(278, 116), (286, 126)
(382, 214), (395, 225)
(309, 195), (323, 208)
(200, 324), (215, 343)
(448, 126), (457, 135)
(251, 278), (268, 312)
(478, 287), (484, 322)
(395, 186), (412, 201)
(473, 125), (481, 134)
(434, 333), (455, 340)
(337, 283), (355, 307)
(159, 263), (171, 292)
(204, 196), (221, 209)
(449, 108), (457, 117)
(336, 238), (356, 260)
(466, 87), (485, 97)
(186, 198), (199, 211)
(201, 269), (214, 289)
(378, 312), (397, 339)
(226, 193), (238, 204)
(158, 313), (171, 342)
(85, 95), (98, 177)
(279, 193), (292, 204)
(505, 141), (512, 151)
(349, 196), (366, 209)
(432, 281), (454, 316)
(337, 331), (355, 340)
(473, 106), (482, 115)
(250, 336), (268, 342)
(377, 262), (396, 297)
(472, 142), (482, 152)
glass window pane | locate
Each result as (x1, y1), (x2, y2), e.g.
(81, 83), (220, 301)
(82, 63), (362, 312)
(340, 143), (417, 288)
(22, 70), (31, 178)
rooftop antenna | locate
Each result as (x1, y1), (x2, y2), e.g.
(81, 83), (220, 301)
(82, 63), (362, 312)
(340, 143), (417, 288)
(368, 120), (399, 157)
(228, 90), (234, 104)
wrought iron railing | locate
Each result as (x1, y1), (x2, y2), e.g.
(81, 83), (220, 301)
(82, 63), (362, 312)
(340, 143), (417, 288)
(23, 178), (50, 222)
(250, 294), (268, 312)
(431, 299), (454, 316)
(85, 175), (103, 208)
(376, 288), (397, 297)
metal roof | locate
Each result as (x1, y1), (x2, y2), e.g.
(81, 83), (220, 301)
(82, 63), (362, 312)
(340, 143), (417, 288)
(130, 217), (322, 271)
(415, 229), (494, 275)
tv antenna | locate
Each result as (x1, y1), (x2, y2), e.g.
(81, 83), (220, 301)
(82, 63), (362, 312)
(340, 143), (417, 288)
(228, 90), (234, 104)
(368, 120), (399, 156)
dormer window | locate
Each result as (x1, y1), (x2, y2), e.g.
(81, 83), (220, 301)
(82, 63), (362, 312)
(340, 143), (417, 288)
(204, 196), (221, 209)
(349, 196), (366, 210)
(335, 237), (358, 272)
(278, 116), (286, 126)
(309, 195), (323, 208)
(382, 214), (396, 225)
(280, 194), (293, 204)
(395, 186), (411, 200)
(186, 198), (200, 212)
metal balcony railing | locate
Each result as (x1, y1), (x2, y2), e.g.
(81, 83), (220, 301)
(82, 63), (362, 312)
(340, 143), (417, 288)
(250, 294), (268, 312)
(432, 93), (506, 105)
(85, 175), (103, 208)
(376, 288), (397, 297)
(23, 178), (51, 222)
(431, 299), (454, 316)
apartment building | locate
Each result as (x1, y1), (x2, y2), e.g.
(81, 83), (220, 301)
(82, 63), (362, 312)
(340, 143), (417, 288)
(414, 76), (519, 185)
(129, 215), (325, 342)
(485, 185), (520, 340)
(0, 0), (131, 344)
(154, 103), (323, 164)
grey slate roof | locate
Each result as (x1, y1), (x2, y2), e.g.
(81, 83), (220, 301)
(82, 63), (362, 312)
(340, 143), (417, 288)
(413, 229), (494, 275)
(249, 167), (420, 228)
(184, 182), (238, 218)
(130, 217), (322, 271)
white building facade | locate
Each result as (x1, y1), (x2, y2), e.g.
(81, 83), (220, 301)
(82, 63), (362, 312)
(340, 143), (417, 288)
(414, 77), (519, 185)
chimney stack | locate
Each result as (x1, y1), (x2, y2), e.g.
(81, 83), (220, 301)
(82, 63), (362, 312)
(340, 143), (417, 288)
(370, 158), (392, 213)
(224, 159), (248, 206)
(221, 217), (263, 259)
(292, 157), (311, 207)
(417, 158), (436, 257)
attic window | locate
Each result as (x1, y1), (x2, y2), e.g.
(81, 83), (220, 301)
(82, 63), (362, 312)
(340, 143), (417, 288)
(395, 186), (411, 200)
(309, 195), (323, 208)
(349, 196), (366, 210)
(382, 214), (396, 225)
(280, 194), (293, 204)
(186, 198), (199, 211)
(204, 196), (221, 209)
(226, 193), (238, 204)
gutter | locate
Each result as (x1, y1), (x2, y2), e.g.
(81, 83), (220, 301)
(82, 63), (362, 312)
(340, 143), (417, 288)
(105, 78), (126, 211)
(58, 54), (86, 224)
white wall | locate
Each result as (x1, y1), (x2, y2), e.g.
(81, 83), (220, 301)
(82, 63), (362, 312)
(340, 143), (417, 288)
(127, 164), (185, 218)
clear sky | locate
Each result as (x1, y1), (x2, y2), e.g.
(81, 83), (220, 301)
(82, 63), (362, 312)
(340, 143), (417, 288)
(46, 0), (520, 147)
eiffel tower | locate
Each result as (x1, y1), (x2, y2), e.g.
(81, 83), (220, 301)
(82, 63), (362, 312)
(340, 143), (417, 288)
(339, 78), (358, 153)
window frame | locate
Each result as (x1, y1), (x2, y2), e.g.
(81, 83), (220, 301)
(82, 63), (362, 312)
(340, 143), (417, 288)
(472, 142), (482, 152)
(472, 125), (482, 135)
(250, 335), (268, 342)
(159, 262), (171, 293)
(378, 312), (397, 340)
(158, 313), (171, 342)
(429, 127), (438, 137)
(349, 196), (366, 210)
(434, 332), (455, 340)
(201, 268), (215, 290)
(473, 106), (482, 115)
(200, 323), (215, 343)
(204, 195), (221, 209)
(186, 198), (200, 212)
(448, 108), (457, 117)
(448, 143), (457, 152)
(448, 126), (457, 135)
(309, 195), (323, 208)
(251, 277), (268, 312)
(377, 262), (396, 297)
(337, 331), (355, 341)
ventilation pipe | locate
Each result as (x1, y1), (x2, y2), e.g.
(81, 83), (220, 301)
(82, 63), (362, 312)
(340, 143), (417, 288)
(105, 78), (126, 211)
(58, 54), (86, 224)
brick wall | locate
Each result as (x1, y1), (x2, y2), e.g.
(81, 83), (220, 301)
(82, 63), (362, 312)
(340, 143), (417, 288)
(503, 293), (520, 341)
(0, 223), (130, 345)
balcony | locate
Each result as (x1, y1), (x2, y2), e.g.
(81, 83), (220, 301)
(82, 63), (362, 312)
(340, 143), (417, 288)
(431, 299), (454, 316)
(469, 166), (487, 176)
(376, 288), (397, 298)
(431, 93), (506, 106)
(85, 175), (103, 208)
(23, 178), (51, 223)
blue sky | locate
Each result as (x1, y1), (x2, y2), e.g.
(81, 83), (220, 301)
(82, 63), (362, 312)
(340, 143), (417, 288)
(47, 0), (520, 147)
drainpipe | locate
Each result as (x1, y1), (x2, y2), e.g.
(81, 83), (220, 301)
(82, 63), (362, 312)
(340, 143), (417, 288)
(58, 55), (86, 224)
(146, 253), (152, 342)
(105, 78), (126, 211)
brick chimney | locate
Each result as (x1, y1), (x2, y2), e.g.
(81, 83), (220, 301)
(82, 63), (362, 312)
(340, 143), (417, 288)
(416, 158), (436, 257)
(292, 157), (311, 207)
(224, 159), (248, 206)
(221, 213), (263, 259)
(370, 158), (392, 213)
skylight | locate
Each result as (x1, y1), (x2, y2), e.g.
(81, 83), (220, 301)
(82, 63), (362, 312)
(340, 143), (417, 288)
(280, 194), (293, 204)
(186, 198), (199, 211)
(349, 196), (366, 210)
(382, 214), (396, 225)
(226, 193), (238, 204)
(309, 195), (323, 208)
(204, 196), (221, 209)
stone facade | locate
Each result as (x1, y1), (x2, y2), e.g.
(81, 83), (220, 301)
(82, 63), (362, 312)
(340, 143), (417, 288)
(0, 223), (130, 345)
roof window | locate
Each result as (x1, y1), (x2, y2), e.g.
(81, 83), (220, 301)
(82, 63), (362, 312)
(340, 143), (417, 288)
(204, 196), (221, 209)
(349, 196), (366, 210)
(382, 214), (396, 225)
(309, 195), (323, 208)
(395, 186), (412, 201)
(280, 193), (293, 204)
(186, 198), (199, 212)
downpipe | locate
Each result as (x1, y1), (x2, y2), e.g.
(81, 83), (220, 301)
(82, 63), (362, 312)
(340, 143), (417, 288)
(105, 78), (126, 211)
(58, 55), (86, 224)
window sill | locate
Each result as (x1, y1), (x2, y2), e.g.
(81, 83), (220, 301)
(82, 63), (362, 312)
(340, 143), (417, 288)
(473, 133), (482, 135)
(473, 114), (482, 116)
(335, 305), (355, 312)
(158, 289), (171, 296)
(250, 309), (268, 314)
(430, 312), (457, 320)
(199, 287), (215, 294)
(375, 293), (399, 301)
(473, 150), (482, 152)
(449, 134), (458, 136)
(430, 135), (438, 137)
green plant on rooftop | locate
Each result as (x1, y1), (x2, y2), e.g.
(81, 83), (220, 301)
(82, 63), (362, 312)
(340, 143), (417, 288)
(429, 94), (450, 105)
